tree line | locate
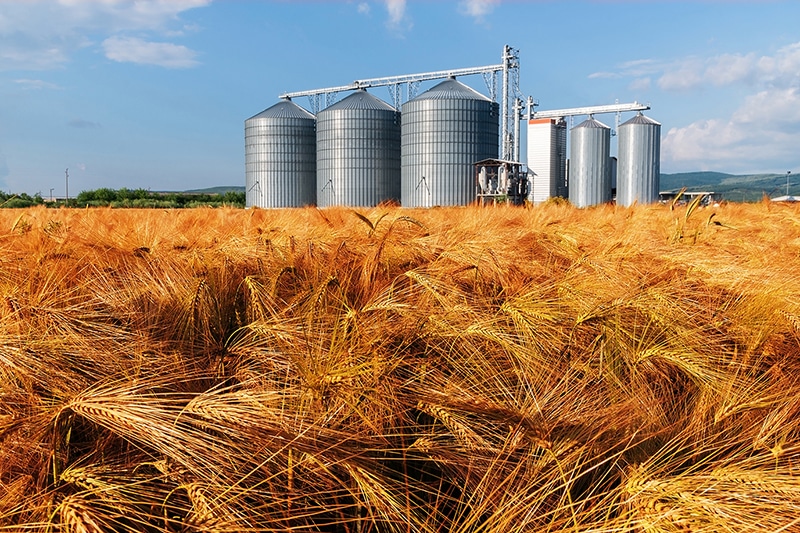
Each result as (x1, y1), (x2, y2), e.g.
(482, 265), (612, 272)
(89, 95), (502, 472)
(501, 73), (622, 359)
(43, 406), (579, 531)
(1, 188), (245, 208)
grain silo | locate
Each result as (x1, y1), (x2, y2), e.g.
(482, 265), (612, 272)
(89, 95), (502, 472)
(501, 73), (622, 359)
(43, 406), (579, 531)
(527, 118), (567, 203)
(244, 99), (316, 208)
(316, 89), (401, 208)
(569, 117), (611, 208)
(616, 113), (661, 206)
(401, 78), (499, 207)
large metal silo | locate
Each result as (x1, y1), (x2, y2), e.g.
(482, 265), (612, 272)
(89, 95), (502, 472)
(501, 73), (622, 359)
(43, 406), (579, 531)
(316, 89), (401, 208)
(245, 99), (316, 208)
(617, 113), (661, 207)
(569, 117), (611, 208)
(401, 78), (499, 207)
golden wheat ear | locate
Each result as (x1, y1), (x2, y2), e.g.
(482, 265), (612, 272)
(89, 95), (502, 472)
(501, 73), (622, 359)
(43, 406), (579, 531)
(3, 204), (800, 532)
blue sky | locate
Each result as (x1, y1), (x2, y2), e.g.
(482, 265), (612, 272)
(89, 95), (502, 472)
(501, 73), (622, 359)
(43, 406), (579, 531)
(1, 1), (799, 196)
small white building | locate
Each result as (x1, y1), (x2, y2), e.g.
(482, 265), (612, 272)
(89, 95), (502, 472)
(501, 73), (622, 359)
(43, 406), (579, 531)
(526, 118), (567, 204)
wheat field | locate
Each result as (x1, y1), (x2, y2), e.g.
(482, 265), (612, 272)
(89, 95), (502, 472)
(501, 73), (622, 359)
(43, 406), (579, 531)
(2, 201), (800, 532)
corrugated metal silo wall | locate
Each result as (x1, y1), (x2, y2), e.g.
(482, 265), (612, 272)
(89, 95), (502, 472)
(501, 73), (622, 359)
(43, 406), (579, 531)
(244, 104), (317, 208)
(401, 98), (499, 207)
(569, 119), (611, 208)
(316, 96), (401, 208)
(617, 115), (661, 206)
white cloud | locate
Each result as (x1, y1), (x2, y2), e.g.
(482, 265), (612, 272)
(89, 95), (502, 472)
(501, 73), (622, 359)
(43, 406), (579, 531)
(103, 36), (198, 68)
(758, 42), (800, 86)
(385, 0), (404, 23)
(594, 42), (800, 172)
(654, 43), (800, 92)
(13, 78), (63, 90)
(594, 45), (800, 93)
(656, 57), (705, 91)
(588, 71), (618, 80)
(590, 59), (660, 81)
(384, 0), (411, 32)
(662, 119), (745, 168)
(619, 59), (658, 72)
(0, 44), (71, 71)
(704, 52), (758, 86)
(459, 0), (500, 20)
(68, 118), (102, 129)
(165, 23), (202, 38)
(53, 0), (210, 31)
(358, 2), (370, 15)
(629, 77), (651, 92)
(0, 0), (209, 71)
(735, 88), (800, 126)
(662, 87), (800, 172)
(588, 72), (614, 80)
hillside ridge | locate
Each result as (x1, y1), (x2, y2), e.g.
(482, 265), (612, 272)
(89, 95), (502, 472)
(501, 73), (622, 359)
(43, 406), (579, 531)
(179, 172), (792, 203)
(659, 171), (791, 201)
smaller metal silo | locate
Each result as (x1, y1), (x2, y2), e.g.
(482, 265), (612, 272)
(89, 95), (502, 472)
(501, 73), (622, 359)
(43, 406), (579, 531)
(316, 89), (401, 208)
(616, 113), (661, 207)
(569, 117), (611, 208)
(244, 99), (316, 208)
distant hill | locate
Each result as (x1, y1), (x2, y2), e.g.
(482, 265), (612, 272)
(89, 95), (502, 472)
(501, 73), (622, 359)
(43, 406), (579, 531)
(189, 174), (791, 203)
(660, 172), (735, 190)
(660, 172), (791, 202)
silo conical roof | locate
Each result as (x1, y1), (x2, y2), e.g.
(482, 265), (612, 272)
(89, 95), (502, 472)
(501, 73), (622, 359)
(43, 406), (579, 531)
(573, 117), (610, 129)
(322, 89), (396, 111)
(620, 113), (661, 127)
(410, 78), (491, 102)
(248, 99), (315, 120)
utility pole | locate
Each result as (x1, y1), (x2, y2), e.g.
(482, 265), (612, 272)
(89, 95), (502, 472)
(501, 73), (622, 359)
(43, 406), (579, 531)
(65, 168), (69, 205)
(787, 170), (792, 197)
